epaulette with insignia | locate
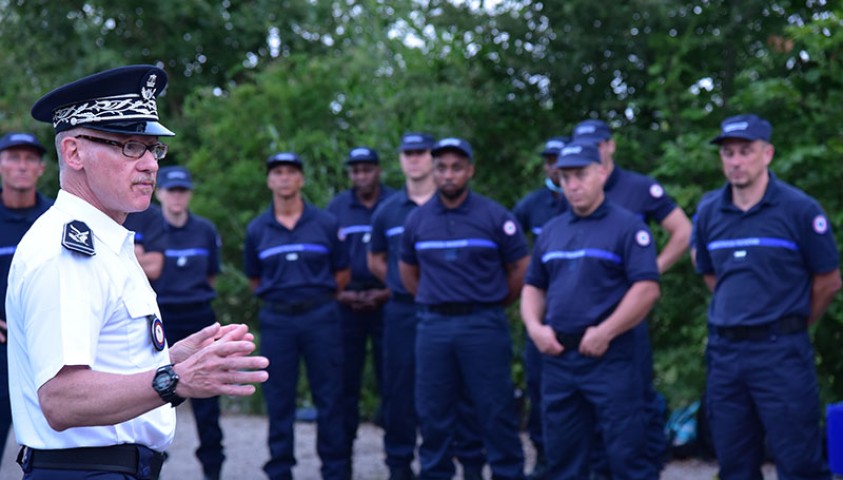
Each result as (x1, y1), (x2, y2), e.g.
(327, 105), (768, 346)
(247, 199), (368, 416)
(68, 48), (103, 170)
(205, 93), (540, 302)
(62, 220), (96, 256)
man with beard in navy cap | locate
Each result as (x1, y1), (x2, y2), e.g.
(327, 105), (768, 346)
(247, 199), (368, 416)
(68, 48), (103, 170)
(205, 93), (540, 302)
(400, 137), (528, 480)
(7, 65), (268, 479)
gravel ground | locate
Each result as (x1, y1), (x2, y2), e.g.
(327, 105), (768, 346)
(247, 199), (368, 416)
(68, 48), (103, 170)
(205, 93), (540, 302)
(0, 407), (779, 479)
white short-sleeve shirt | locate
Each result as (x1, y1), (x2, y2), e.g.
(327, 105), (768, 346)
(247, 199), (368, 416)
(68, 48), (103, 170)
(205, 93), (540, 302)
(5, 190), (176, 451)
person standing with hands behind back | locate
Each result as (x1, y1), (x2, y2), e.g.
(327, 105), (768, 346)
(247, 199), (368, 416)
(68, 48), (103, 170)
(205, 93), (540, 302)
(152, 165), (226, 480)
(7, 65), (268, 480)
(245, 152), (351, 480)
(0, 132), (53, 468)
(694, 114), (840, 479)
(400, 137), (528, 480)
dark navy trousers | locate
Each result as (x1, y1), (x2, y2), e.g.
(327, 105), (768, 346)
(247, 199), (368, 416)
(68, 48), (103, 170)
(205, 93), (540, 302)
(161, 302), (224, 477)
(0, 344), (11, 469)
(590, 321), (665, 479)
(542, 330), (648, 480)
(706, 329), (830, 480)
(415, 307), (524, 480)
(523, 336), (544, 457)
(260, 301), (348, 480)
(381, 299), (485, 474)
(338, 303), (384, 456)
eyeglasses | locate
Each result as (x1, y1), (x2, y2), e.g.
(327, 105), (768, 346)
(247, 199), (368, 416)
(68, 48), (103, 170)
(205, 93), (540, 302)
(74, 134), (168, 160)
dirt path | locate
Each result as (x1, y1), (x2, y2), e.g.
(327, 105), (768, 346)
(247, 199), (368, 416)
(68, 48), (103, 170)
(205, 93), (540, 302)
(0, 408), (778, 479)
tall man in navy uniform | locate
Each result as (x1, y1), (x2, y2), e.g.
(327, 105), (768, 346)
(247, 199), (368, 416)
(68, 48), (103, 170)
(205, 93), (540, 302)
(400, 137), (528, 480)
(512, 135), (569, 480)
(7, 65), (268, 479)
(369, 133), (485, 480)
(151, 166), (226, 480)
(573, 119), (691, 477)
(694, 114), (841, 479)
(245, 151), (351, 480)
(0, 132), (53, 467)
(521, 140), (660, 479)
(327, 146), (395, 462)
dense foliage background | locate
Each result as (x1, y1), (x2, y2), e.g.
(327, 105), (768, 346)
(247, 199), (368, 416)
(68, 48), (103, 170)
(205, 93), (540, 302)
(3, 0), (842, 418)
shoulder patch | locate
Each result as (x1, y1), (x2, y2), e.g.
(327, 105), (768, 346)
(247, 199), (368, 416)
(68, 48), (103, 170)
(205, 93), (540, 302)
(649, 184), (664, 199)
(62, 220), (96, 256)
(635, 230), (651, 247)
(503, 220), (518, 236)
(813, 215), (829, 234)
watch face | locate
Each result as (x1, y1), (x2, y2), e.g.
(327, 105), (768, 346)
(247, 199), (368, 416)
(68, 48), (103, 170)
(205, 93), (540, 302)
(154, 371), (173, 390)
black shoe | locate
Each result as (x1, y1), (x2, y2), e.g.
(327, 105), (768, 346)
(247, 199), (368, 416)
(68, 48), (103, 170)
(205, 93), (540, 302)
(203, 472), (221, 480)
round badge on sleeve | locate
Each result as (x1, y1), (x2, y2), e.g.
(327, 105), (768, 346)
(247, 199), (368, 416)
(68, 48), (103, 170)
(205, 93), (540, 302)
(649, 184), (664, 199)
(503, 220), (517, 236)
(149, 315), (166, 351)
(813, 215), (829, 234)
(635, 230), (652, 247)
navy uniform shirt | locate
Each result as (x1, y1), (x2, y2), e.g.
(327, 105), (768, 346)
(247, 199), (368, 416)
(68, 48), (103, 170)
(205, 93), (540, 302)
(124, 203), (164, 251)
(694, 173), (839, 327)
(149, 213), (222, 306)
(512, 186), (568, 238)
(327, 184), (395, 290)
(369, 189), (419, 296)
(525, 200), (660, 334)
(244, 202), (349, 302)
(401, 191), (528, 305)
(605, 166), (676, 224)
(0, 191), (52, 319)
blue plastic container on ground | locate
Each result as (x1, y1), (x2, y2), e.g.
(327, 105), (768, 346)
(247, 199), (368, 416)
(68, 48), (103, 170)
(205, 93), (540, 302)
(828, 402), (843, 474)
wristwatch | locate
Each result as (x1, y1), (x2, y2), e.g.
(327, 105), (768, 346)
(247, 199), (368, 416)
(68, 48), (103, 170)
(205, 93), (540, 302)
(152, 364), (186, 407)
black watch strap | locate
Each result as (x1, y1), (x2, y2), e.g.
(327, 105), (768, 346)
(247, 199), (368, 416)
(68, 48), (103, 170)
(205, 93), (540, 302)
(153, 364), (186, 407)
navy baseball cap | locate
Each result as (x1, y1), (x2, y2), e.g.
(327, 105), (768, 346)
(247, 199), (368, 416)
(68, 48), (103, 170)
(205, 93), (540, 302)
(555, 140), (601, 168)
(431, 137), (473, 160)
(266, 152), (303, 171)
(399, 132), (435, 151)
(346, 146), (379, 165)
(0, 132), (47, 155)
(710, 114), (772, 145)
(157, 166), (193, 190)
(31, 65), (174, 137)
(540, 136), (570, 156)
(572, 120), (612, 142)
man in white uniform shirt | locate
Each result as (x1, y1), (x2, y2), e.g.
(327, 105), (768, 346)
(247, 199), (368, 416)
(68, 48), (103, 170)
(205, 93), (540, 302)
(5, 65), (268, 480)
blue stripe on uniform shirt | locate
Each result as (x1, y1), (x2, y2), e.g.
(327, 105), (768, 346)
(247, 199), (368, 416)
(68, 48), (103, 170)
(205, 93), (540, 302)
(0, 246), (16, 257)
(541, 248), (622, 264)
(707, 237), (798, 252)
(386, 226), (404, 237)
(416, 238), (498, 250)
(340, 225), (372, 236)
(164, 248), (210, 257)
(259, 243), (330, 260)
